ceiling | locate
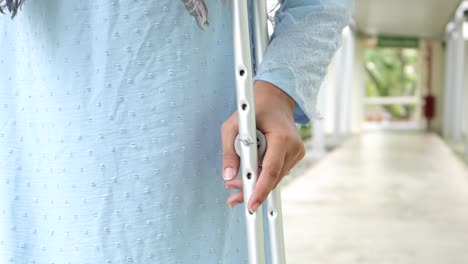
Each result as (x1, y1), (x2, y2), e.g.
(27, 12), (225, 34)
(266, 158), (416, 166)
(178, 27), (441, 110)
(353, 0), (463, 38)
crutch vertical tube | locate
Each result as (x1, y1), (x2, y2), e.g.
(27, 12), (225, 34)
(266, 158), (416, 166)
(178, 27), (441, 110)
(252, 1), (287, 263)
(232, 0), (266, 263)
(232, 0), (287, 263)
(251, 0), (269, 64)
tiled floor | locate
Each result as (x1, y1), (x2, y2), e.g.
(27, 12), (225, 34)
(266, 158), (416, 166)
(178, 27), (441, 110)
(282, 132), (468, 264)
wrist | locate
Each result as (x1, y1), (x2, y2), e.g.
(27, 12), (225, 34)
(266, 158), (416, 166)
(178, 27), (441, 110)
(254, 80), (296, 114)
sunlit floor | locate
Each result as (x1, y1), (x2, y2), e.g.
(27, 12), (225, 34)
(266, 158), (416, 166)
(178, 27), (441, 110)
(282, 132), (468, 264)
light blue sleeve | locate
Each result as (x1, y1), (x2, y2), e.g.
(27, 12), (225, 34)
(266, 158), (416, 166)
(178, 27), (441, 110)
(253, 0), (353, 124)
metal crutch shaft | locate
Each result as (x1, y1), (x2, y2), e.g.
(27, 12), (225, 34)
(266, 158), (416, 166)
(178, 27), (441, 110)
(232, 0), (286, 263)
(252, 0), (287, 263)
(232, 0), (266, 262)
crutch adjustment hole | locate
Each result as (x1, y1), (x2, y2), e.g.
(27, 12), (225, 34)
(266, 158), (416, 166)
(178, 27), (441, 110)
(270, 210), (277, 217)
(241, 103), (248, 111)
(239, 69), (246, 76)
(246, 172), (252, 180)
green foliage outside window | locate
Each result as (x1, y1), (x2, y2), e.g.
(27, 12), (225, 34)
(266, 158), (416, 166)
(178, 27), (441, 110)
(365, 48), (418, 119)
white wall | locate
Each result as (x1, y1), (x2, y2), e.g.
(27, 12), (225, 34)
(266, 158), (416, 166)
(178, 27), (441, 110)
(418, 39), (446, 133)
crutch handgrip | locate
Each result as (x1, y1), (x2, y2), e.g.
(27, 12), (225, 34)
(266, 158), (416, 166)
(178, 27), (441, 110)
(234, 130), (267, 163)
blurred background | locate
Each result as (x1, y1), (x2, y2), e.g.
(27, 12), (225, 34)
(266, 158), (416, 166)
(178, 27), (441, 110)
(274, 0), (468, 263)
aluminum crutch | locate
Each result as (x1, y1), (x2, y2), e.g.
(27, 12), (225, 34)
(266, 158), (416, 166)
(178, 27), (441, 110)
(231, 0), (286, 263)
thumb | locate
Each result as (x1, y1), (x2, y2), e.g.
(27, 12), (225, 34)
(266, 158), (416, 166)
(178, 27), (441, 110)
(221, 114), (240, 181)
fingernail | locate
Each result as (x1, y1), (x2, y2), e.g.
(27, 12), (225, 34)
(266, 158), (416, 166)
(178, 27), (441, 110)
(249, 202), (260, 214)
(223, 167), (236, 181)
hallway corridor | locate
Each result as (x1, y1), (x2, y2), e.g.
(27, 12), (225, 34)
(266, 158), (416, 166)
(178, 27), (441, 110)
(282, 132), (468, 263)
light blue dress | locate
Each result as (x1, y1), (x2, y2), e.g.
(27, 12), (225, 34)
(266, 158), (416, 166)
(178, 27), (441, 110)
(0, 0), (351, 263)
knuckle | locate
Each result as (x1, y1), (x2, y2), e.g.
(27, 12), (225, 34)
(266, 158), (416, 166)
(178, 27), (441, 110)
(267, 130), (290, 144)
(223, 151), (239, 162)
(221, 121), (232, 134)
(275, 131), (289, 142)
(298, 147), (306, 160)
(295, 141), (306, 157)
(221, 119), (237, 135)
(264, 164), (282, 179)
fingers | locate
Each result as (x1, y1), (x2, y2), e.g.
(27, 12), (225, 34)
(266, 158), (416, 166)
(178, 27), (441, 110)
(225, 177), (242, 190)
(273, 144), (305, 188)
(248, 134), (286, 213)
(226, 191), (244, 208)
(223, 139), (304, 211)
(221, 109), (307, 211)
(226, 178), (243, 207)
(221, 113), (240, 181)
(225, 151), (299, 210)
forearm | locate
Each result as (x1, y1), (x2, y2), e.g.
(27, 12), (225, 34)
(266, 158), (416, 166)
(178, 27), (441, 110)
(253, 0), (354, 124)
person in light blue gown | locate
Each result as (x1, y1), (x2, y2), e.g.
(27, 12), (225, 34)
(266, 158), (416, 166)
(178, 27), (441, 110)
(0, 0), (352, 263)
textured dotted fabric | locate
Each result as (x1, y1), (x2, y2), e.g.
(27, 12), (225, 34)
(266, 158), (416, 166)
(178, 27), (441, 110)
(0, 0), (351, 263)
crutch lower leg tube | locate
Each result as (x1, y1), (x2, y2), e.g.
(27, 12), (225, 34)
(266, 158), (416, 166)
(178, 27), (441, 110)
(231, 0), (286, 263)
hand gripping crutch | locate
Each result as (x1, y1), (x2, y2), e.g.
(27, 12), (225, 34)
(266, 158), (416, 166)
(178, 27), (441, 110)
(231, 0), (286, 263)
